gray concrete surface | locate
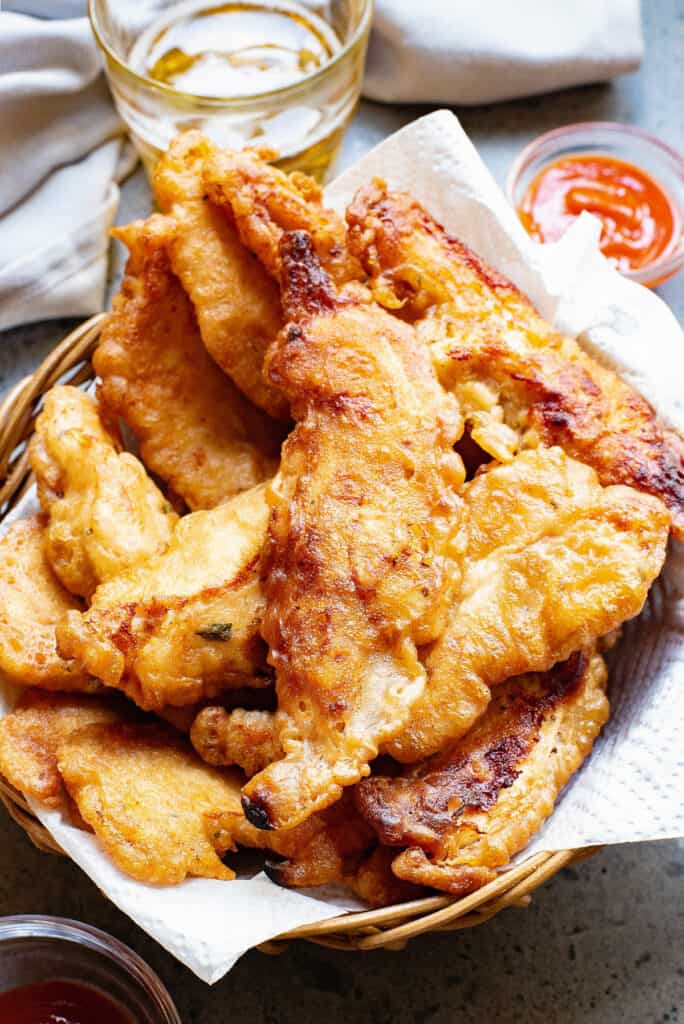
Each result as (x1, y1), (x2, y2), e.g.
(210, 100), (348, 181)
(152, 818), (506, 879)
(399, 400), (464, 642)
(1, 2), (683, 1020)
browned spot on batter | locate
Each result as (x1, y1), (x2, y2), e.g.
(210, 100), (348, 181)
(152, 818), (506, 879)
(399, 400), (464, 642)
(356, 652), (586, 851)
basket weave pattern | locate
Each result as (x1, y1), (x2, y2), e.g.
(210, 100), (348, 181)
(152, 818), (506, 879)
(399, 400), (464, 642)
(0, 315), (598, 953)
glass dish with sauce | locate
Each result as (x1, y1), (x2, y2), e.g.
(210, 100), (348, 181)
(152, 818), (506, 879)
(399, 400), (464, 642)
(0, 915), (180, 1023)
(507, 122), (684, 287)
(89, 0), (373, 181)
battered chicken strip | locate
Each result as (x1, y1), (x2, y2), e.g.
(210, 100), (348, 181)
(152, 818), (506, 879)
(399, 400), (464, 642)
(204, 144), (362, 286)
(242, 232), (465, 831)
(30, 386), (176, 599)
(153, 132), (287, 419)
(96, 214), (282, 510)
(0, 517), (95, 691)
(161, 685), (275, 736)
(191, 446), (610, 772)
(57, 485), (270, 710)
(387, 454), (669, 763)
(0, 691), (125, 807)
(351, 846), (427, 908)
(347, 182), (684, 535)
(357, 650), (609, 897)
(191, 707), (279, 778)
(57, 721), (246, 884)
(215, 790), (375, 890)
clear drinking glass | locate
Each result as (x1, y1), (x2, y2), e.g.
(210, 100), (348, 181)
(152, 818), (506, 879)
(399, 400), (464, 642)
(0, 916), (181, 1024)
(89, 0), (373, 181)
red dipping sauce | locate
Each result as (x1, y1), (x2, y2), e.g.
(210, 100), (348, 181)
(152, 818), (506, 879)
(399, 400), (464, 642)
(518, 153), (682, 278)
(0, 978), (133, 1024)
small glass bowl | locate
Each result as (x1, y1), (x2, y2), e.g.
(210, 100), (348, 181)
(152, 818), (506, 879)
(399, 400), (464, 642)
(89, 0), (373, 182)
(0, 916), (180, 1023)
(506, 122), (684, 287)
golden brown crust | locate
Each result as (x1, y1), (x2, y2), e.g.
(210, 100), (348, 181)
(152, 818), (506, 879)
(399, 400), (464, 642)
(386, 450), (669, 763)
(241, 233), (465, 830)
(29, 386), (177, 599)
(204, 145), (363, 287)
(159, 685), (276, 736)
(96, 214), (283, 510)
(57, 486), (271, 710)
(357, 650), (609, 897)
(58, 721), (246, 884)
(0, 517), (96, 691)
(351, 846), (428, 908)
(218, 790), (374, 889)
(0, 691), (124, 807)
(347, 182), (684, 536)
(191, 707), (280, 777)
(153, 133), (288, 420)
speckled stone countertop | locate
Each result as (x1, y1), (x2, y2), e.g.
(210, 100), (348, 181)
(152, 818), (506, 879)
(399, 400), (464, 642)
(1, 2), (682, 1021)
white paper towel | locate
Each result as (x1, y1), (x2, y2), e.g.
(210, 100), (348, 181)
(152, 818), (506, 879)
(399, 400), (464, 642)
(1, 111), (682, 983)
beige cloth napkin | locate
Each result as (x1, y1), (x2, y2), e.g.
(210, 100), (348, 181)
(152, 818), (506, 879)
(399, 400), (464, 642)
(0, 6), (135, 331)
(364, 0), (643, 105)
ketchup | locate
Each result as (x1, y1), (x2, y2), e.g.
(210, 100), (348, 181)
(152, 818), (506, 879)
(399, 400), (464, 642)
(0, 978), (133, 1024)
(518, 153), (682, 277)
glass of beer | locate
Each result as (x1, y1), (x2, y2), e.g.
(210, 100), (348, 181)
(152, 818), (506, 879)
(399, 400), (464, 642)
(89, 0), (373, 181)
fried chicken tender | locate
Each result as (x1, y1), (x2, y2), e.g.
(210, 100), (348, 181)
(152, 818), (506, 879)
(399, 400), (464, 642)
(96, 214), (282, 510)
(196, 447), (634, 773)
(214, 790), (375, 889)
(204, 144), (362, 286)
(153, 132), (287, 419)
(351, 846), (427, 908)
(57, 722), (245, 884)
(357, 650), (609, 897)
(387, 450), (669, 763)
(191, 707), (279, 777)
(29, 386), (176, 598)
(160, 686), (275, 736)
(0, 691), (124, 807)
(57, 485), (270, 710)
(242, 232), (465, 831)
(347, 182), (684, 536)
(0, 517), (95, 691)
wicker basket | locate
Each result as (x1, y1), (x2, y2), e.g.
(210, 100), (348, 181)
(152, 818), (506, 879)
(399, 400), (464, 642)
(0, 314), (600, 954)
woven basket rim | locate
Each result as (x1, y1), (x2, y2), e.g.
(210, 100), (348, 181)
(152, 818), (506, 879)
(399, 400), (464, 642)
(0, 313), (596, 953)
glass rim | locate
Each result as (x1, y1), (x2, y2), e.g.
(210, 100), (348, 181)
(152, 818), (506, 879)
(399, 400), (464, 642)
(88, 0), (374, 106)
(0, 915), (181, 1024)
(506, 121), (684, 287)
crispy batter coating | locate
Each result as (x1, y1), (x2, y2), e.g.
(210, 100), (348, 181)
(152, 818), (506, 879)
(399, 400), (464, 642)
(29, 386), (177, 598)
(161, 685), (276, 736)
(191, 707), (279, 777)
(96, 214), (282, 510)
(358, 650), (609, 897)
(215, 790), (375, 889)
(153, 132), (288, 419)
(204, 145), (362, 286)
(242, 232), (465, 831)
(58, 721), (246, 884)
(0, 691), (125, 807)
(387, 449), (669, 763)
(347, 182), (684, 536)
(57, 485), (270, 710)
(0, 517), (95, 691)
(351, 846), (427, 908)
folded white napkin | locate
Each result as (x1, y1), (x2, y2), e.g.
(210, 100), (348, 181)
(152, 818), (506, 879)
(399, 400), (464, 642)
(0, 5), (135, 332)
(364, 0), (643, 105)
